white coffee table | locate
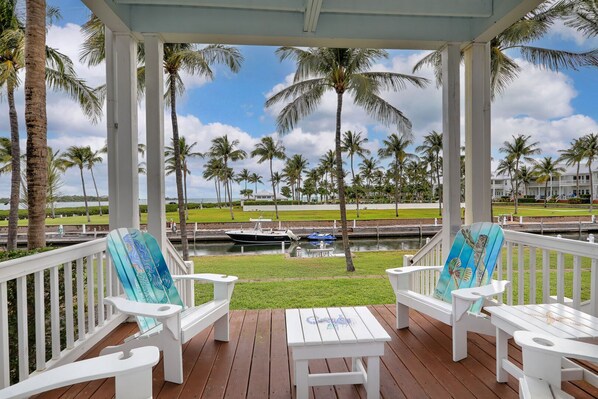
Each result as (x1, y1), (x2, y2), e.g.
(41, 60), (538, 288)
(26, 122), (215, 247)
(487, 303), (598, 385)
(285, 306), (391, 399)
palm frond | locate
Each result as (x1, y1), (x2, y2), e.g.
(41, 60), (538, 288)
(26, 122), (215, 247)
(491, 49), (520, 97)
(354, 93), (412, 135)
(517, 46), (598, 71)
(359, 71), (429, 92)
(265, 77), (329, 108)
(45, 68), (103, 123)
(275, 85), (325, 133)
(79, 14), (105, 66)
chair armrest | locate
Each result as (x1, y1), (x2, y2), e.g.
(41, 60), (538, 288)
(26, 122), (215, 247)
(172, 273), (238, 284)
(0, 347), (159, 399)
(451, 280), (510, 321)
(386, 265), (443, 276)
(514, 331), (598, 362)
(105, 296), (182, 319)
(451, 280), (510, 301)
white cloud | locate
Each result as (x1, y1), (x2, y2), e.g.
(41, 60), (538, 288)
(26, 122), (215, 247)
(550, 20), (598, 48)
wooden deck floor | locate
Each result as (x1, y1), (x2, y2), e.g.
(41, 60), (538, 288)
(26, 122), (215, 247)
(37, 305), (598, 399)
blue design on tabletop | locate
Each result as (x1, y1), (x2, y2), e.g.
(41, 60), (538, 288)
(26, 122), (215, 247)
(306, 315), (352, 329)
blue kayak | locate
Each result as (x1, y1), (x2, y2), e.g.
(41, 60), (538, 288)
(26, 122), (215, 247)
(307, 232), (336, 241)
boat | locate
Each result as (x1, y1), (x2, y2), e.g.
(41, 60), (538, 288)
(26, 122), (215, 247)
(225, 219), (299, 244)
(306, 232), (336, 241)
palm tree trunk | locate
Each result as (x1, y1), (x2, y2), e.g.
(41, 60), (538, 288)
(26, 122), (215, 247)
(79, 167), (90, 223)
(90, 167), (102, 216)
(7, 84), (20, 250)
(335, 91), (354, 272)
(169, 76), (189, 260)
(183, 169), (188, 221)
(514, 160), (520, 214)
(270, 159), (279, 219)
(589, 162), (594, 212)
(436, 154), (441, 216)
(214, 180), (220, 206)
(227, 178), (234, 220)
(25, 0), (48, 249)
(394, 157), (399, 217)
(544, 181), (549, 208)
(576, 162), (580, 196)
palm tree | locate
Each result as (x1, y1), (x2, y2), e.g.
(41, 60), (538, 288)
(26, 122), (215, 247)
(47, 147), (65, 218)
(60, 146), (91, 223)
(237, 168), (251, 193)
(251, 136), (286, 218)
(319, 150), (336, 203)
(203, 157), (225, 208)
(84, 148), (104, 216)
(164, 45), (242, 259)
(582, 133), (598, 211)
(341, 130), (370, 180)
(414, 2), (598, 97)
(416, 130), (443, 215)
(358, 156), (380, 200)
(566, 0), (598, 38)
(533, 157), (565, 207)
(266, 47), (428, 272)
(165, 136), (203, 220)
(496, 157), (517, 199)
(517, 165), (535, 197)
(499, 134), (541, 213)
(559, 138), (586, 197)
(209, 135), (247, 220)
(271, 171), (283, 200)
(3, 4), (101, 249)
(248, 172), (263, 197)
(0, 137), (10, 173)
(287, 154), (309, 203)
(378, 133), (415, 217)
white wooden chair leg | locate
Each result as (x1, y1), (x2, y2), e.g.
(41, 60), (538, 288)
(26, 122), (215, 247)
(366, 356), (380, 399)
(162, 332), (183, 384)
(213, 314), (230, 342)
(396, 302), (410, 329)
(496, 328), (509, 383)
(452, 320), (468, 361)
(352, 357), (359, 372)
(295, 359), (309, 399)
(115, 367), (153, 399)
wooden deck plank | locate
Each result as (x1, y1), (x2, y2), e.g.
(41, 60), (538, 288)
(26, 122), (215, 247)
(224, 310), (258, 398)
(246, 309), (272, 399)
(269, 309), (292, 399)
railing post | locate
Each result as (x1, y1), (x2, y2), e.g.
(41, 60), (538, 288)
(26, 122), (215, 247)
(184, 260), (195, 307)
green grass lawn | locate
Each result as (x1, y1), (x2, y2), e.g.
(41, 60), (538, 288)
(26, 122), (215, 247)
(3, 203), (598, 226)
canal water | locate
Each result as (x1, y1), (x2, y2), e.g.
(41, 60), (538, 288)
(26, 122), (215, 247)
(179, 236), (427, 257)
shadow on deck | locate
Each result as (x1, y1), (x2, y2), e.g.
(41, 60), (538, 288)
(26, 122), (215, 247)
(36, 305), (598, 398)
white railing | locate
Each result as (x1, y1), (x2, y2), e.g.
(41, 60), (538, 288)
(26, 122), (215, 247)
(501, 230), (598, 316)
(0, 239), (127, 389)
(407, 228), (598, 317)
(0, 236), (194, 389)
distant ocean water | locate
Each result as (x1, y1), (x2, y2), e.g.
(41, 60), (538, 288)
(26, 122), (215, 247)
(0, 198), (239, 211)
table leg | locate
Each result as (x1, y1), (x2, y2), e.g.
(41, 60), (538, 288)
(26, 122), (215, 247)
(295, 359), (309, 399)
(366, 356), (380, 399)
(496, 328), (509, 383)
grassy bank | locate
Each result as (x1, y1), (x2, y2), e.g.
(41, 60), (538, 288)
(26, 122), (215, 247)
(2, 203), (598, 227)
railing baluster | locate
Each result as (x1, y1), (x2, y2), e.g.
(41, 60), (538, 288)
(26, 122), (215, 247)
(557, 252), (565, 304)
(34, 271), (45, 371)
(76, 258), (85, 341)
(106, 256), (113, 317)
(529, 247), (536, 304)
(16, 277), (28, 381)
(0, 281), (9, 388)
(572, 255), (581, 309)
(64, 262), (74, 349)
(506, 242), (513, 305)
(497, 248), (503, 304)
(87, 255), (95, 334)
(50, 266), (60, 360)
(517, 243), (524, 305)
(591, 259), (597, 317)
(542, 249), (550, 304)
(97, 252), (105, 326)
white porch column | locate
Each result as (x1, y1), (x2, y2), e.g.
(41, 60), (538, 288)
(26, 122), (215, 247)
(114, 32), (139, 228)
(144, 34), (167, 249)
(464, 42), (492, 225)
(441, 43), (462, 261)
(105, 28), (119, 230)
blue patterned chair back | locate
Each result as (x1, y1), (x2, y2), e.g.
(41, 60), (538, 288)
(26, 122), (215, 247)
(433, 222), (504, 313)
(107, 228), (185, 333)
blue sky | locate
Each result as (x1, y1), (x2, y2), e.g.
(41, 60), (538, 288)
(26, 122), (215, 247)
(0, 1), (597, 200)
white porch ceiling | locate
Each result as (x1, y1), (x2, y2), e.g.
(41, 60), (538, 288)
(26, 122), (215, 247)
(83, 0), (544, 49)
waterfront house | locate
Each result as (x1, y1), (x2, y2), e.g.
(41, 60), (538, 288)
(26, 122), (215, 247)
(1, 1), (597, 397)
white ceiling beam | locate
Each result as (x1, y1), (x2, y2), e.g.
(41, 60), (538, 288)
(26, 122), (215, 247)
(82, 0), (131, 33)
(473, 0), (544, 42)
(304, 0), (323, 32)
(114, 0), (493, 18)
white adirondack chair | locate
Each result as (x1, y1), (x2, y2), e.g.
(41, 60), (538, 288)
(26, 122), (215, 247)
(515, 331), (598, 399)
(387, 222), (510, 361)
(0, 347), (159, 399)
(102, 228), (238, 384)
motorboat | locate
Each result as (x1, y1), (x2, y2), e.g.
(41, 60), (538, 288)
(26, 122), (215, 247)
(225, 218), (299, 244)
(306, 232), (336, 241)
